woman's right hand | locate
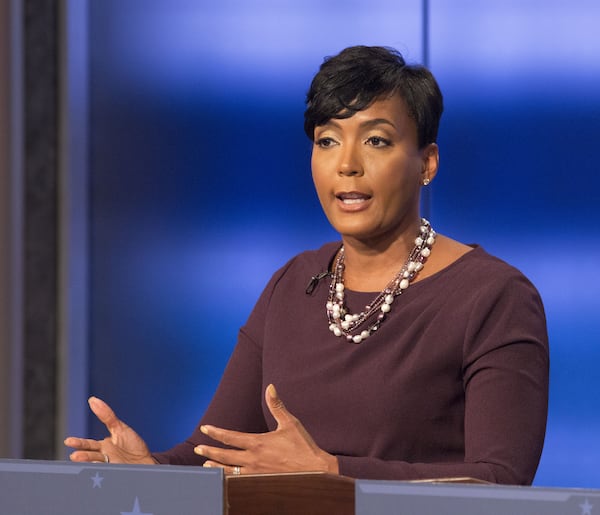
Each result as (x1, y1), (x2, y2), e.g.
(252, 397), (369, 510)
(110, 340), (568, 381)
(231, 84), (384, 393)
(64, 396), (156, 465)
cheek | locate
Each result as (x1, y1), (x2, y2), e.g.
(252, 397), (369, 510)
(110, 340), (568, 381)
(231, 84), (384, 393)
(311, 159), (328, 195)
(310, 154), (318, 183)
(374, 168), (418, 210)
(312, 176), (330, 208)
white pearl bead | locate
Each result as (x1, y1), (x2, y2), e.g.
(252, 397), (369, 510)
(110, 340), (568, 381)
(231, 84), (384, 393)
(329, 324), (337, 332)
(407, 261), (417, 272)
(326, 301), (333, 310)
(427, 236), (435, 246)
(333, 327), (342, 337)
(360, 330), (370, 339)
(335, 283), (344, 292)
(352, 335), (363, 343)
(341, 321), (350, 329)
(381, 303), (391, 313)
(384, 294), (394, 304)
(399, 279), (409, 290)
(344, 314), (353, 322)
(336, 292), (344, 300)
(403, 270), (410, 278)
(421, 247), (431, 257)
(352, 314), (360, 321)
(415, 237), (424, 246)
(415, 262), (424, 271)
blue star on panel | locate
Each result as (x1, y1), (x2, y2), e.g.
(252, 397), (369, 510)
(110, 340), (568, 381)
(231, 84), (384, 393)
(121, 497), (153, 515)
(91, 472), (104, 488)
(580, 498), (593, 515)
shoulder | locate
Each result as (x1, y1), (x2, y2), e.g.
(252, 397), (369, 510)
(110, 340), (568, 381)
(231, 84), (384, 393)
(423, 241), (546, 319)
(429, 235), (536, 286)
(445, 246), (547, 334)
(241, 241), (340, 332)
(461, 246), (537, 287)
(259, 241), (340, 298)
(295, 241), (341, 268)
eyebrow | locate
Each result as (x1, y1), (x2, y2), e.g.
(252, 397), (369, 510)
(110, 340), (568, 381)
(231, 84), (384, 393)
(321, 118), (397, 130)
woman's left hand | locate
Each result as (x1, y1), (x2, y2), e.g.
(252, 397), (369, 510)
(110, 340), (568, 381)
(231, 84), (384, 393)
(194, 384), (339, 476)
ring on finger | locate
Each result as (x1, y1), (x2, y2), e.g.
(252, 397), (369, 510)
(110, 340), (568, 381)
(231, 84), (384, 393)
(232, 465), (241, 475)
(103, 453), (110, 464)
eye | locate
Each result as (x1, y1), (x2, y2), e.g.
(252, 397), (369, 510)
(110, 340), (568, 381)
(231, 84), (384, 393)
(315, 137), (338, 148)
(366, 136), (391, 147)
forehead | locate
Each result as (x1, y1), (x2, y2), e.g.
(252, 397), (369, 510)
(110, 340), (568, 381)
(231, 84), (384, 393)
(355, 93), (410, 121)
(322, 93), (415, 134)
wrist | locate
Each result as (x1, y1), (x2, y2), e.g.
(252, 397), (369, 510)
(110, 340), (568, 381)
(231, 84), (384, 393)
(323, 452), (340, 474)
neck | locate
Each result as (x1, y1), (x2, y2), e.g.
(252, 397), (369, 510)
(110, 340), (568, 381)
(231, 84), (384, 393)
(341, 219), (424, 292)
(326, 219), (435, 344)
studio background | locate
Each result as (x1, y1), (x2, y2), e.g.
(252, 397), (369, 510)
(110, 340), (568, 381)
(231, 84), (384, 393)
(2, 0), (597, 489)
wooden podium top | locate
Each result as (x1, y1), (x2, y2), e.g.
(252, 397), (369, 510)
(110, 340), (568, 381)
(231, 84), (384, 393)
(225, 472), (492, 515)
(226, 472), (355, 515)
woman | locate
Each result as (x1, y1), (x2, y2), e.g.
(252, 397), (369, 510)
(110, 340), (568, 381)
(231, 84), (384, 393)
(65, 46), (549, 485)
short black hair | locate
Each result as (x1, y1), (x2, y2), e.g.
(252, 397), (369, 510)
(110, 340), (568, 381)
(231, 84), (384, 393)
(304, 45), (443, 149)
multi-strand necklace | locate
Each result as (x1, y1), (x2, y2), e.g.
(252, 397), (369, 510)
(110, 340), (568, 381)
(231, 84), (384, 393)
(326, 218), (436, 344)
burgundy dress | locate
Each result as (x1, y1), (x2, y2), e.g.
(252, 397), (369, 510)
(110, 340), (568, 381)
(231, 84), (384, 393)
(153, 244), (549, 485)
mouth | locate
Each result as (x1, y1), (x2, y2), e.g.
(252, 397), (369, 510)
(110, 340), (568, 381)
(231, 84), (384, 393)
(336, 191), (372, 205)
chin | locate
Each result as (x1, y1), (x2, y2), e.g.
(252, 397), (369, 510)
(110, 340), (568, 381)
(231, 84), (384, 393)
(338, 229), (383, 243)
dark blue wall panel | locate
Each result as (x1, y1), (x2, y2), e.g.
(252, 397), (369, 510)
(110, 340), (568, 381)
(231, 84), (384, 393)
(430, 1), (600, 487)
(88, 0), (422, 460)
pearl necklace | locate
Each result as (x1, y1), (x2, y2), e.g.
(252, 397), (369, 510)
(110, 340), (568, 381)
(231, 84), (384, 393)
(326, 218), (436, 344)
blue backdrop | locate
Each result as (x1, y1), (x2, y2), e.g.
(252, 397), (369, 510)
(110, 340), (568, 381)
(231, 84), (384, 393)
(87, 0), (600, 488)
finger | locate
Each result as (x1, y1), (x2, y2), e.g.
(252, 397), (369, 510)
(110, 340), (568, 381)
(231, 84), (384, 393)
(202, 460), (228, 470)
(64, 436), (102, 451)
(200, 424), (255, 449)
(203, 461), (244, 476)
(88, 396), (123, 435)
(265, 384), (295, 427)
(194, 444), (246, 467)
(69, 449), (107, 463)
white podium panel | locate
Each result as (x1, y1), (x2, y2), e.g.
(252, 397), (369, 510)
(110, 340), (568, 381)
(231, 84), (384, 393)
(356, 480), (600, 515)
(0, 459), (223, 515)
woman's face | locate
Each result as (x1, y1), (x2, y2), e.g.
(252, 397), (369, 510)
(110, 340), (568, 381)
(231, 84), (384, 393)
(311, 94), (438, 247)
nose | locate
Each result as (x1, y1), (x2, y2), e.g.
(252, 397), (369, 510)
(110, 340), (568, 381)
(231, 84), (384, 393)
(338, 143), (363, 177)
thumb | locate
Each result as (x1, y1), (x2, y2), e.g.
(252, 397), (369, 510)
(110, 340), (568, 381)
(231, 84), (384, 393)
(265, 384), (294, 427)
(88, 396), (123, 435)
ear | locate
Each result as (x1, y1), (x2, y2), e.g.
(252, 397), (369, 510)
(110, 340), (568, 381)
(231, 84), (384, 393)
(420, 143), (439, 186)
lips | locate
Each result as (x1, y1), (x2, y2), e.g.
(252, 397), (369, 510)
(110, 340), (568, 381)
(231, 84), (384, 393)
(336, 191), (372, 204)
(335, 191), (372, 211)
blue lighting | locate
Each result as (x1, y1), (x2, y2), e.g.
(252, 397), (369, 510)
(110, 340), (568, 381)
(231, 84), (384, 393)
(87, 0), (600, 488)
